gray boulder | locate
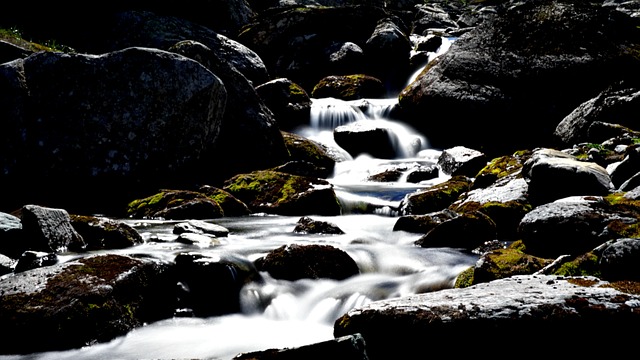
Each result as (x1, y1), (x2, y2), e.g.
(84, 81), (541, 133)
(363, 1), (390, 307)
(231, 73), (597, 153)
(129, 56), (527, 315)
(0, 254), (176, 355)
(518, 196), (637, 258)
(522, 148), (614, 205)
(554, 82), (640, 146)
(397, 0), (640, 158)
(0, 47), (226, 215)
(334, 274), (640, 358)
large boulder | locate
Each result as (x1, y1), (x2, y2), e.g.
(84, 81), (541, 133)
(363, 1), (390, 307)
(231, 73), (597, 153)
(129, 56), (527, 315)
(0, 47), (226, 215)
(169, 40), (291, 182)
(334, 275), (640, 359)
(222, 170), (342, 216)
(0, 254), (176, 355)
(397, 0), (640, 158)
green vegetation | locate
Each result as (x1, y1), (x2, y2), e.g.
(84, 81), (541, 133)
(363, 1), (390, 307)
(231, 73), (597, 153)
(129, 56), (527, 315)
(0, 27), (72, 53)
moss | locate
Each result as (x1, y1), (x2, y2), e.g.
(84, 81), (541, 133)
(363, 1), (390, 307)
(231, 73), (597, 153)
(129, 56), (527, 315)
(475, 155), (523, 179)
(453, 266), (475, 288)
(552, 252), (601, 278)
(473, 248), (552, 284)
(602, 280), (640, 295)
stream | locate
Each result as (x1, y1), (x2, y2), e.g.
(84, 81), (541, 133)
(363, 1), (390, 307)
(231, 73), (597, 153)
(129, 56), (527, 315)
(0, 37), (477, 360)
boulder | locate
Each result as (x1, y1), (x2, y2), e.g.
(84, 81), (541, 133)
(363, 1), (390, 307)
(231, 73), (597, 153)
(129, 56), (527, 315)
(0, 254), (176, 355)
(522, 148), (614, 205)
(126, 190), (225, 220)
(334, 275), (640, 359)
(223, 170), (342, 216)
(397, 0), (640, 158)
(255, 243), (359, 281)
(256, 78), (312, 132)
(0, 47), (226, 215)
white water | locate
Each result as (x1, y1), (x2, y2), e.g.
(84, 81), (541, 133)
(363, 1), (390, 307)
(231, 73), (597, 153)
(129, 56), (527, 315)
(0, 36), (465, 360)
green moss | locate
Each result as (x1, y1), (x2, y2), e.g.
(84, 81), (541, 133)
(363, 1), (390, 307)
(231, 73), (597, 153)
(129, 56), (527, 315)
(552, 252), (601, 278)
(453, 266), (475, 288)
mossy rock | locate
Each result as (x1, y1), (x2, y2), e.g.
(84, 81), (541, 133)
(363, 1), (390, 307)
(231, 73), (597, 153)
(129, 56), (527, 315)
(222, 170), (342, 216)
(472, 152), (529, 189)
(311, 74), (385, 100)
(126, 190), (224, 220)
(451, 200), (532, 241)
(471, 247), (553, 285)
(281, 131), (338, 178)
(401, 175), (472, 215)
(197, 185), (251, 216)
(70, 214), (143, 250)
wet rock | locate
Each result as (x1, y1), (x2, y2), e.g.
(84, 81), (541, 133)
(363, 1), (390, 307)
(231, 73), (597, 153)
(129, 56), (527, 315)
(256, 78), (312, 132)
(173, 220), (230, 237)
(0, 254), (176, 355)
(20, 205), (86, 255)
(126, 190), (224, 220)
(13, 251), (58, 273)
(522, 148), (614, 205)
(437, 146), (487, 177)
(255, 244), (359, 281)
(174, 252), (261, 317)
(334, 121), (400, 159)
(414, 210), (496, 251)
(293, 216), (345, 235)
(233, 333), (369, 360)
(334, 275), (640, 359)
(223, 170), (342, 216)
(70, 215), (143, 251)
(312, 74), (386, 100)
(399, 175), (472, 215)
(197, 185), (252, 216)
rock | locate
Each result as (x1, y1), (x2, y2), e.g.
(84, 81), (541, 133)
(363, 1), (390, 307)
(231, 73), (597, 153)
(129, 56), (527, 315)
(233, 333), (369, 360)
(397, 0), (640, 158)
(173, 220), (230, 237)
(414, 210), (496, 251)
(281, 131), (339, 178)
(69, 215), (144, 251)
(256, 78), (312, 132)
(599, 238), (640, 281)
(334, 275), (640, 358)
(554, 82), (640, 146)
(0, 254), (176, 355)
(517, 195), (639, 258)
(19, 205), (86, 255)
(437, 146), (487, 177)
(334, 121), (400, 159)
(522, 148), (614, 205)
(0, 47), (226, 215)
(223, 170), (342, 216)
(169, 40), (291, 183)
(236, 5), (391, 92)
(13, 251), (58, 273)
(293, 216), (345, 234)
(255, 243), (359, 281)
(312, 74), (386, 100)
(197, 185), (252, 217)
(174, 252), (262, 317)
(126, 190), (224, 220)
(399, 175), (472, 215)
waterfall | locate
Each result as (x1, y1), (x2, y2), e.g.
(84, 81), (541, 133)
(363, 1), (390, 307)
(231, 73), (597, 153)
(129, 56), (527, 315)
(0, 33), (466, 360)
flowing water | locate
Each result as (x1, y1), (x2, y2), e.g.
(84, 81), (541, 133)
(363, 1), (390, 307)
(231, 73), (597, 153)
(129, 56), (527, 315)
(0, 37), (473, 360)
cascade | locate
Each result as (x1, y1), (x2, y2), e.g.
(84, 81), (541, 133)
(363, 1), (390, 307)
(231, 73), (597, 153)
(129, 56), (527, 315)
(0, 34), (467, 360)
